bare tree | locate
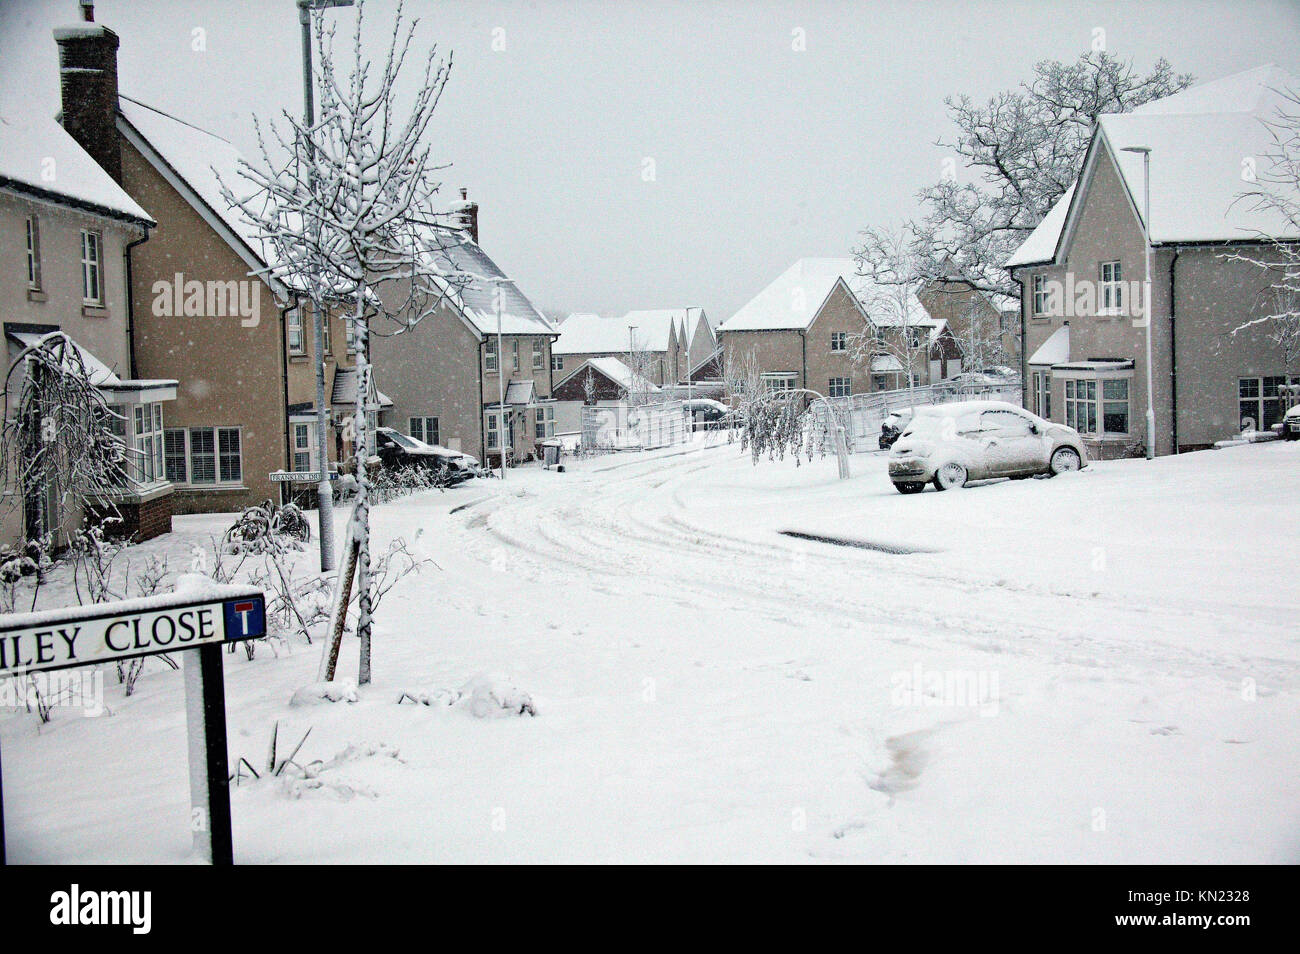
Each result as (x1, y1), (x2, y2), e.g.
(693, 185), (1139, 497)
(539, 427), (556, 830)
(1225, 85), (1300, 375)
(851, 228), (929, 391)
(221, 0), (458, 685)
(1, 333), (128, 540)
(872, 52), (1192, 299)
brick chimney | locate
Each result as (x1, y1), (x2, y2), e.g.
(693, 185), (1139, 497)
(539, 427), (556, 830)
(452, 188), (479, 243)
(54, 2), (122, 183)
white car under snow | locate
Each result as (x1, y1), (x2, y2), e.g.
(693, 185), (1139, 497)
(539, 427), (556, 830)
(887, 400), (1088, 493)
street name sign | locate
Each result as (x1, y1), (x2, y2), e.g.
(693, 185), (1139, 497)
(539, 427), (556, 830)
(0, 579), (266, 865)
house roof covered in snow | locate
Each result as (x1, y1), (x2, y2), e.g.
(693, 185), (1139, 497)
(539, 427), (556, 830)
(1007, 65), (1300, 268)
(419, 227), (556, 338)
(720, 258), (933, 332)
(330, 366), (392, 410)
(553, 312), (675, 355)
(1027, 324), (1070, 366)
(556, 355), (660, 395)
(117, 95), (281, 282)
(0, 106), (151, 222)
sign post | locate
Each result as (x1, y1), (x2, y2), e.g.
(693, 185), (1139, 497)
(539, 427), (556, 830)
(0, 580), (265, 865)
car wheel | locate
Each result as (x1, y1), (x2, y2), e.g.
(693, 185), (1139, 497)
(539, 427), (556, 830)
(933, 462), (967, 491)
(894, 481), (925, 495)
(1049, 447), (1082, 475)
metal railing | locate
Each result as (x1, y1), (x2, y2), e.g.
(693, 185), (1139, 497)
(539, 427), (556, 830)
(580, 399), (689, 453)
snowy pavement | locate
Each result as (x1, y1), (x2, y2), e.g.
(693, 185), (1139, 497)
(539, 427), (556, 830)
(3, 435), (1299, 862)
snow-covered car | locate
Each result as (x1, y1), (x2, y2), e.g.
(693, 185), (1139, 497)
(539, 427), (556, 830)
(879, 408), (915, 449)
(887, 400), (1087, 493)
(1282, 403), (1300, 440)
(374, 428), (482, 484)
(682, 398), (730, 430)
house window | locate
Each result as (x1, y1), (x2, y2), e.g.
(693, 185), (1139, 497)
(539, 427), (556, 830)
(830, 331), (847, 352)
(292, 423), (312, 472)
(1063, 376), (1129, 436)
(1101, 378), (1129, 433)
(80, 230), (102, 304)
(1032, 275), (1049, 316)
(532, 339), (544, 370)
(1100, 261), (1123, 313)
(762, 373), (796, 392)
(1239, 375), (1300, 431)
(828, 376), (851, 398)
(486, 413), (500, 450)
(25, 215), (41, 290)
(131, 402), (164, 483)
(552, 353), (563, 371)
(1033, 370), (1051, 418)
(872, 374), (887, 390)
(410, 416), (439, 446)
(485, 338), (499, 373)
(907, 328), (924, 350)
(512, 340), (519, 371)
(321, 312), (331, 354)
(287, 308), (304, 354)
(345, 317), (357, 353)
(1064, 379), (1096, 433)
(164, 428), (187, 483)
(534, 405), (554, 439)
(172, 427), (243, 485)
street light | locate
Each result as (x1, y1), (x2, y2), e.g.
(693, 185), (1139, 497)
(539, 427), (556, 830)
(1121, 144), (1156, 460)
(298, 0), (355, 571)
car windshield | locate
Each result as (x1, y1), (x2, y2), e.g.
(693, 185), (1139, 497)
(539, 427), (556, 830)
(385, 431), (419, 450)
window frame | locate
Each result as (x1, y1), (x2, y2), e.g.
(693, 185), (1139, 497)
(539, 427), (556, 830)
(1061, 371), (1131, 437)
(485, 337), (499, 373)
(409, 415), (439, 447)
(25, 215), (42, 290)
(1099, 261), (1123, 315)
(830, 331), (847, 352)
(761, 372), (797, 393)
(80, 229), (103, 305)
(532, 339), (544, 370)
(1238, 375), (1300, 432)
(1032, 274), (1049, 316)
(551, 353), (563, 372)
(287, 307), (305, 354)
(164, 426), (245, 487)
(828, 376), (851, 398)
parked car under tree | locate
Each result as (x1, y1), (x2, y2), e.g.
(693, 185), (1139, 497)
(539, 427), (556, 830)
(887, 401), (1088, 493)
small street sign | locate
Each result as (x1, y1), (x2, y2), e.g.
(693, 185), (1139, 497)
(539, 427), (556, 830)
(269, 470), (324, 482)
(0, 581), (266, 866)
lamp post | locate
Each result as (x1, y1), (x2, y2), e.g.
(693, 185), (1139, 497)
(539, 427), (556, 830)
(496, 283), (507, 480)
(1121, 145), (1156, 460)
(298, 0), (354, 571)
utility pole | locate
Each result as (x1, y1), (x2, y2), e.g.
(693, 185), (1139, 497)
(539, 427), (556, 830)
(496, 283), (507, 480)
(298, 0), (353, 572)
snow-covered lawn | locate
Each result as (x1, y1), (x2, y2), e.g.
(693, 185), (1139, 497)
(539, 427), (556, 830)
(3, 435), (1299, 862)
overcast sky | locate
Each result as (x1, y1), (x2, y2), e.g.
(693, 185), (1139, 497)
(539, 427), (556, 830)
(3, 0), (1299, 321)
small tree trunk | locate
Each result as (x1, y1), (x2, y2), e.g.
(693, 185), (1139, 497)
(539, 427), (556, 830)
(352, 287), (374, 686)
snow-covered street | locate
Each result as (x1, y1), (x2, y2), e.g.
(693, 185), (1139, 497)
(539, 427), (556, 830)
(3, 437), (1298, 863)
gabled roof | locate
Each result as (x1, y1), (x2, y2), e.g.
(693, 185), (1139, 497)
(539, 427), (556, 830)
(556, 355), (660, 395)
(1008, 65), (1300, 268)
(117, 95), (281, 288)
(720, 257), (932, 332)
(420, 227), (556, 337)
(553, 312), (674, 355)
(719, 258), (855, 331)
(0, 106), (151, 223)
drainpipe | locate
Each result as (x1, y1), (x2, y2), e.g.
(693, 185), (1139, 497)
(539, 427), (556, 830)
(1169, 249), (1181, 453)
(1019, 277), (1028, 410)
(800, 331), (807, 392)
(124, 224), (150, 378)
(477, 337), (486, 463)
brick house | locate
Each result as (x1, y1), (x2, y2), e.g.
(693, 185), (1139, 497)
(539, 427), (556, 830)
(1007, 66), (1300, 458)
(552, 311), (685, 386)
(717, 258), (942, 400)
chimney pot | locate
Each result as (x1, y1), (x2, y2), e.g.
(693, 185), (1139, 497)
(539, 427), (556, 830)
(81, 1), (94, 22)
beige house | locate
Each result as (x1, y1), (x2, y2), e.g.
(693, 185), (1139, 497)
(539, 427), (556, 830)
(1007, 66), (1300, 458)
(918, 259), (1020, 372)
(1, 85), (176, 546)
(552, 311), (685, 386)
(718, 258), (942, 400)
(372, 220), (558, 466)
(48, 13), (367, 513)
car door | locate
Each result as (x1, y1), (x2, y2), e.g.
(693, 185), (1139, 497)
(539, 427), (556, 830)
(978, 410), (1048, 476)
